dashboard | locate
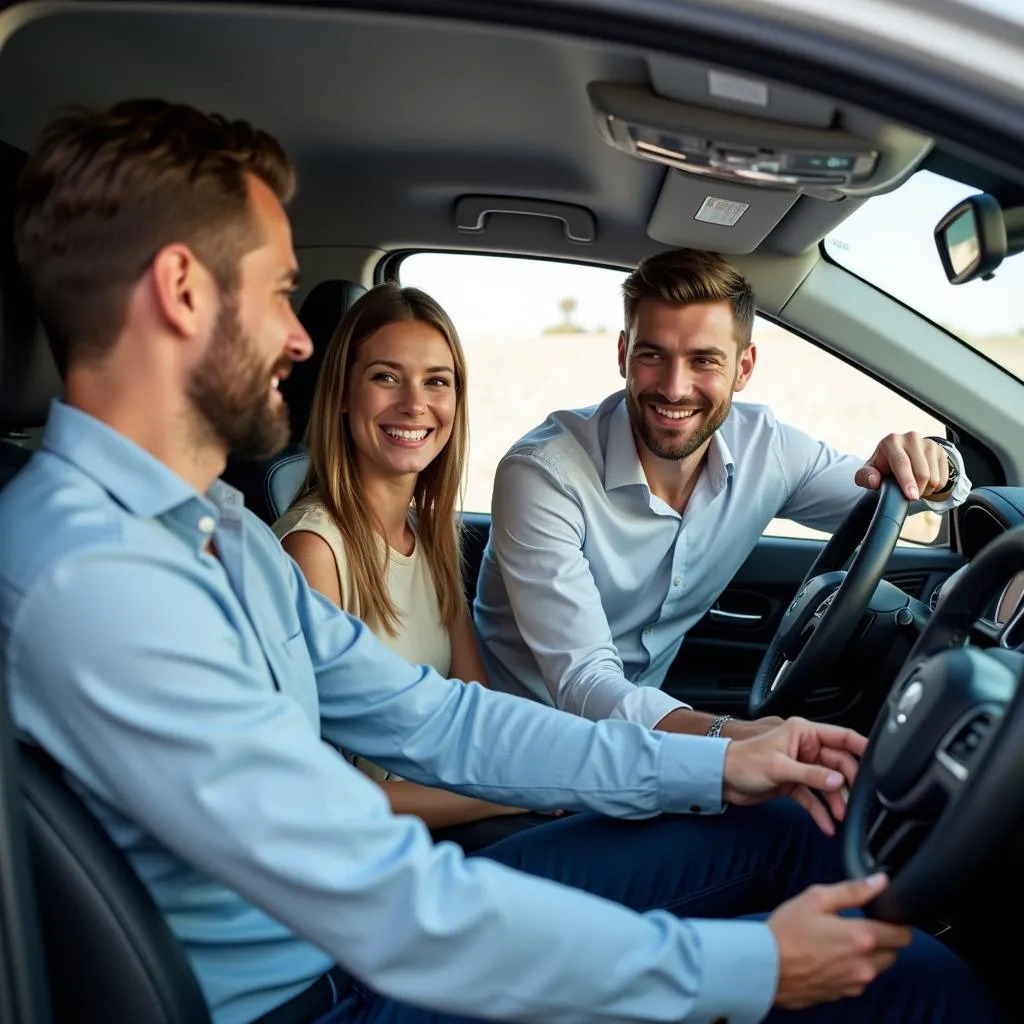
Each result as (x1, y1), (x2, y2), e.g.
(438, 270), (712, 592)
(930, 487), (1024, 648)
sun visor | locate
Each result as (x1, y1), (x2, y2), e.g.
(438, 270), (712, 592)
(647, 171), (798, 253)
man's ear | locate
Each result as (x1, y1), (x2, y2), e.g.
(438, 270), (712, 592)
(149, 243), (217, 341)
(733, 341), (757, 392)
(617, 330), (628, 380)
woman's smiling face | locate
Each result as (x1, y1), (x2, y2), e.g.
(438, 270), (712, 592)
(344, 318), (458, 482)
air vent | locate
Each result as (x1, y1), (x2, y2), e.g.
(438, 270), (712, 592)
(884, 570), (930, 598)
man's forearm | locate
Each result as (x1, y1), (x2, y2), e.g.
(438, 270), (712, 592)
(656, 708), (723, 735)
(656, 707), (783, 740)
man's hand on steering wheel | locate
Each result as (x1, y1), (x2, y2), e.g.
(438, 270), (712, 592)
(723, 718), (867, 836)
(855, 431), (953, 501)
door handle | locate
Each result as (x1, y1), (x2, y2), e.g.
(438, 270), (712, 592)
(709, 608), (763, 624)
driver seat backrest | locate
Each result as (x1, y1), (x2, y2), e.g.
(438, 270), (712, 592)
(221, 278), (366, 523)
(18, 742), (212, 1024)
(0, 142), (212, 1022)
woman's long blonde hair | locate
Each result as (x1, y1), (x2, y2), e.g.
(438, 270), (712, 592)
(293, 283), (468, 635)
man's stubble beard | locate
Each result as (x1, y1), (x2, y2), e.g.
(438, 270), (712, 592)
(625, 385), (734, 461)
(187, 291), (293, 463)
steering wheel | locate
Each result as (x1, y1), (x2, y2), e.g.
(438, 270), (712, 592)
(843, 524), (1024, 922)
(747, 479), (910, 718)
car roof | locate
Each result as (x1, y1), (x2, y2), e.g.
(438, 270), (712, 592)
(0, 1), (1022, 309)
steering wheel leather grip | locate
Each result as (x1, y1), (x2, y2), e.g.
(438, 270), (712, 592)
(843, 524), (1024, 923)
(747, 478), (910, 718)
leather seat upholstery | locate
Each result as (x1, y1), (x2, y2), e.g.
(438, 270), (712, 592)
(19, 745), (212, 1023)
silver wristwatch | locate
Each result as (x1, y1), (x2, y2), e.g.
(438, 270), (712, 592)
(706, 714), (732, 738)
(925, 436), (959, 495)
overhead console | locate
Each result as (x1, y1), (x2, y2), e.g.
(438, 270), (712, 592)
(589, 82), (883, 195)
(588, 58), (933, 254)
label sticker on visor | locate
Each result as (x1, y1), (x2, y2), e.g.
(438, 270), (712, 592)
(694, 196), (750, 227)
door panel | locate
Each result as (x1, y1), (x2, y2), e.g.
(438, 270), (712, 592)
(461, 514), (964, 719)
(663, 536), (964, 715)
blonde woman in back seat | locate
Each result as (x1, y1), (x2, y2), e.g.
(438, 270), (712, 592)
(275, 283), (557, 850)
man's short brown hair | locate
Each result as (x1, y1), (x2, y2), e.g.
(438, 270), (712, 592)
(14, 98), (295, 375)
(622, 248), (756, 348)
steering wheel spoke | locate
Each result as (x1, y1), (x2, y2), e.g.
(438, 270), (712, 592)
(769, 658), (791, 693)
(934, 706), (999, 796)
(865, 802), (930, 875)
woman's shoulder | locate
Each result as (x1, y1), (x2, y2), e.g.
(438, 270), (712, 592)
(273, 497), (339, 541)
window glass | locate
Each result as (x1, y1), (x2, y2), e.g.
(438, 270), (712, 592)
(400, 252), (947, 544)
(825, 169), (1024, 383)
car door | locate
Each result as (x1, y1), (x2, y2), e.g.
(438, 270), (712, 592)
(662, 533), (963, 717)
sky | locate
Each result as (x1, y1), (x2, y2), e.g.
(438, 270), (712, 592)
(401, 254), (628, 339)
(401, 169), (1024, 344)
(957, 0), (1024, 28)
(824, 170), (1024, 337)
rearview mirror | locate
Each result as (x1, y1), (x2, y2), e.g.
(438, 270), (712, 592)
(933, 193), (1006, 284)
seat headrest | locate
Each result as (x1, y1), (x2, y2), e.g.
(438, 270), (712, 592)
(0, 144), (62, 433)
(285, 279), (366, 442)
(266, 448), (309, 521)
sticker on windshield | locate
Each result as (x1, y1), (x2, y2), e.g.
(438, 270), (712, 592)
(694, 196), (749, 226)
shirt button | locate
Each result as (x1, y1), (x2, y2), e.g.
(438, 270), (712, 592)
(643, 626), (652, 636)
(673, 576), (682, 587)
(197, 515), (217, 535)
(690, 805), (704, 814)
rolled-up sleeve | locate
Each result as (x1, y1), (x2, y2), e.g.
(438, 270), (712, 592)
(488, 454), (688, 725)
(9, 550), (778, 1024)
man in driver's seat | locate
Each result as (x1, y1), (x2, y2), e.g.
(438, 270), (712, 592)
(0, 101), (1002, 1024)
(474, 247), (970, 735)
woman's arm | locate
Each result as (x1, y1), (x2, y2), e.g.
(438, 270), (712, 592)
(283, 528), (525, 830)
(448, 605), (490, 686)
(379, 780), (524, 830)
(281, 530), (343, 607)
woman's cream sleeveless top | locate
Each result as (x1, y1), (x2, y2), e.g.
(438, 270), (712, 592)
(274, 499), (450, 782)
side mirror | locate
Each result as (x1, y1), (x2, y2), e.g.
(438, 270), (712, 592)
(933, 193), (1007, 284)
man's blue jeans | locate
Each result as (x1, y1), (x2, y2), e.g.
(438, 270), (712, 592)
(314, 800), (1005, 1023)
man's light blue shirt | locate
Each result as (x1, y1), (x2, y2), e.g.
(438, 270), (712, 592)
(0, 400), (782, 1024)
(474, 393), (969, 726)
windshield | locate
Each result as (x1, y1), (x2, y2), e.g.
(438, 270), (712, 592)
(823, 169), (1024, 382)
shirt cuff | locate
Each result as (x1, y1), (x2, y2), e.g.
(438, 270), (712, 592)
(687, 919), (779, 1024)
(609, 683), (691, 729)
(920, 443), (971, 513)
(656, 732), (729, 815)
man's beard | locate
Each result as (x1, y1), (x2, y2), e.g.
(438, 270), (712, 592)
(625, 387), (733, 461)
(187, 293), (292, 462)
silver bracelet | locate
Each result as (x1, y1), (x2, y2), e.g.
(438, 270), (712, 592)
(706, 714), (732, 738)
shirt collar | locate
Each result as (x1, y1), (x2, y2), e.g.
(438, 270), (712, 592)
(706, 422), (736, 491)
(604, 397), (648, 492)
(604, 394), (737, 493)
(41, 399), (237, 520)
